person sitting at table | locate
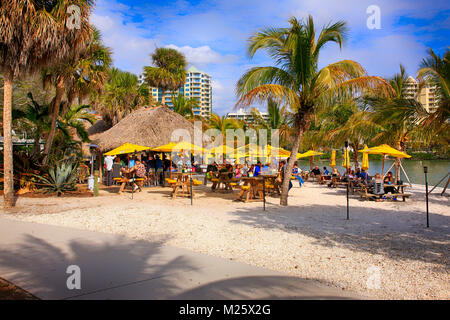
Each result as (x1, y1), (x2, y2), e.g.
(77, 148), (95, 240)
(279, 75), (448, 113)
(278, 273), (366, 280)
(248, 164), (255, 177)
(254, 162), (262, 177)
(311, 166), (321, 176)
(328, 168), (340, 187)
(118, 159), (146, 194)
(359, 169), (369, 183)
(112, 157), (122, 183)
(355, 168), (361, 178)
(292, 162), (304, 187)
(128, 156), (136, 169)
(323, 166), (329, 175)
(383, 171), (396, 195)
(235, 165), (242, 179)
(206, 162), (218, 180)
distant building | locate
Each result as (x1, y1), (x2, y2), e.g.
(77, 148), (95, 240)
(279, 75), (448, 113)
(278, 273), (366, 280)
(226, 108), (269, 123)
(404, 76), (439, 113)
(146, 66), (212, 118)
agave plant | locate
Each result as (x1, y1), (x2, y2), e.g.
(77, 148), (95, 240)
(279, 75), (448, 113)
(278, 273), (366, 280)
(35, 162), (79, 196)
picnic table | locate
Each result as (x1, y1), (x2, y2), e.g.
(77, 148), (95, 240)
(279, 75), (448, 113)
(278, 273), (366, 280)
(359, 183), (411, 201)
(260, 174), (281, 195)
(236, 176), (264, 202)
(211, 172), (235, 192)
(166, 172), (196, 199)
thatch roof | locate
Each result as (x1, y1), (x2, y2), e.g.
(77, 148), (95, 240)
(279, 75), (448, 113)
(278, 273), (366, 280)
(93, 106), (203, 153)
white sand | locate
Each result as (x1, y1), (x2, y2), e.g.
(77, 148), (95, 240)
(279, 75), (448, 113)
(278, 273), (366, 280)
(1, 182), (449, 299)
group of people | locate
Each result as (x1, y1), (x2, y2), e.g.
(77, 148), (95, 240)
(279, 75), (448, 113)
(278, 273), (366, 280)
(104, 153), (177, 193)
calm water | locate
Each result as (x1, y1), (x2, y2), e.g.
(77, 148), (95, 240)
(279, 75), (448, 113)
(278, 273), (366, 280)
(296, 159), (450, 186)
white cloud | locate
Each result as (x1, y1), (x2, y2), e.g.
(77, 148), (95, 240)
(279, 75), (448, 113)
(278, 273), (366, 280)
(165, 45), (238, 66)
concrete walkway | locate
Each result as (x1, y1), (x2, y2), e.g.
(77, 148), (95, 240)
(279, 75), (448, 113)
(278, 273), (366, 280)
(0, 218), (362, 300)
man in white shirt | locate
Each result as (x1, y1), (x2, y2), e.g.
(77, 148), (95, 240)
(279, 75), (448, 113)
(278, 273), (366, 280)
(104, 155), (115, 186)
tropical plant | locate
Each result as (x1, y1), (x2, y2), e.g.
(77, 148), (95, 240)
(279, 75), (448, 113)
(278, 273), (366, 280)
(250, 98), (292, 146)
(58, 104), (96, 143)
(12, 93), (51, 161)
(417, 48), (449, 144)
(34, 161), (79, 196)
(95, 68), (142, 126)
(236, 16), (392, 205)
(171, 93), (199, 118)
(143, 48), (187, 105)
(42, 26), (111, 165)
(0, 0), (94, 207)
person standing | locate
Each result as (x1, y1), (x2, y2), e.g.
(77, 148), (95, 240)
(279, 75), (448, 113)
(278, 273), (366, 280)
(155, 154), (164, 185)
(104, 155), (115, 186)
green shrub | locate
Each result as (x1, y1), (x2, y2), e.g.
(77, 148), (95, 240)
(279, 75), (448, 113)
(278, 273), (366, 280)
(35, 161), (78, 196)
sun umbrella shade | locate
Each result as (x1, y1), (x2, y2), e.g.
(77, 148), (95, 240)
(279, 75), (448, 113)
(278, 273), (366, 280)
(238, 144), (291, 157)
(104, 143), (151, 156)
(358, 144), (411, 158)
(207, 145), (245, 158)
(152, 142), (205, 154)
(330, 150), (336, 168)
(342, 148), (350, 169)
(296, 150), (324, 159)
(361, 145), (370, 171)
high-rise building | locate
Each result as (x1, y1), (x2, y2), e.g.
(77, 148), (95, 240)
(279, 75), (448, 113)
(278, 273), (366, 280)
(226, 108), (269, 123)
(147, 66), (212, 118)
(403, 76), (439, 113)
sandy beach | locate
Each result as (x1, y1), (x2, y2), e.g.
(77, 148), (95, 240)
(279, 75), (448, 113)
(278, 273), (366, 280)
(1, 181), (449, 300)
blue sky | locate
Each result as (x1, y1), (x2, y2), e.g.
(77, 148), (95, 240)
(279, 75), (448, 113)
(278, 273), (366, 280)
(91, 0), (450, 115)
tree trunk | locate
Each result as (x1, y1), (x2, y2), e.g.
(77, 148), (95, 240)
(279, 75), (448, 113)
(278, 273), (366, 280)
(280, 126), (304, 206)
(310, 155), (314, 170)
(31, 131), (42, 161)
(394, 141), (404, 184)
(42, 78), (65, 165)
(161, 89), (166, 105)
(3, 71), (15, 208)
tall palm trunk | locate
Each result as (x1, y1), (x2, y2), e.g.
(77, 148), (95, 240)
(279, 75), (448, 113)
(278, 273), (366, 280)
(394, 141), (404, 184)
(31, 131), (42, 161)
(310, 155), (314, 170)
(281, 126), (304, 206)
(42, 78), (65, 165)
(2, 71), (14, 208)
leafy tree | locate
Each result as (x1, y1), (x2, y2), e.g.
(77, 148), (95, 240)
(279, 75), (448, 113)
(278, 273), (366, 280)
(0, 0), (94, 207)
(143, 48), (187, 105)
(236, 16), (392, 205)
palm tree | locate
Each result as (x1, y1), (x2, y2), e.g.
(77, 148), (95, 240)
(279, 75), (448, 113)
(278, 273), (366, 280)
(58, 104), (96, 143)
(363, 64), (430, 182)
(143, 48), (187, 105)
(171, 93), (199, 118)
(12, 93), (51, 161)
(236, 16), (392, 205)
(41, 27), (111, 165)
(95, 68), (142, 126)
(250, 98), (291, 146)
(0, 0), (93, 207)
(418, 48), (449, 141)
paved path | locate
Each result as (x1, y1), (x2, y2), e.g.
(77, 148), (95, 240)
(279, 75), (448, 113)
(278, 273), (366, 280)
(0, 218), (362, 300)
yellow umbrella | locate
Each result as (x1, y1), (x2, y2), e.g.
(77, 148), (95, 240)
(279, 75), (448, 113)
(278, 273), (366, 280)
(361, 145), (370, 171)
(342, 147), (350, 170)
(296, 150), (324, 159)
(330, 150), (336, 168)
(152, 141), (205, 154)
(358, 144), (411, 177)
(238, 144), (291, 158)
(104, 143), (150, 156)
(358, 144), (411, 158)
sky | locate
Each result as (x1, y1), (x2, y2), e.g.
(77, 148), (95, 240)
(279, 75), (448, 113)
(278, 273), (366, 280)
(90, 0), (450, 115)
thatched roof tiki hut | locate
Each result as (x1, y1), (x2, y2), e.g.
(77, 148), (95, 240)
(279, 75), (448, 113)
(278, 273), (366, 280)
(89, 106), (202, 183)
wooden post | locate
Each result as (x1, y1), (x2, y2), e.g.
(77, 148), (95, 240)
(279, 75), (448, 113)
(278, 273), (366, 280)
(99, 152), (103, 185)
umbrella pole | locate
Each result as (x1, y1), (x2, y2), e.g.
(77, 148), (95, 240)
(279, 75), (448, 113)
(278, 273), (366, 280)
(381, 155), (385, 178)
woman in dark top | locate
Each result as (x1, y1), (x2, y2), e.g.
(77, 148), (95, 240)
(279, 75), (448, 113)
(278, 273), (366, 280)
(383, 171), (396, 194)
